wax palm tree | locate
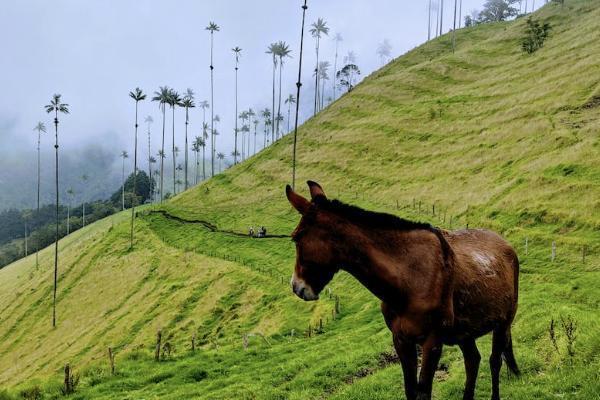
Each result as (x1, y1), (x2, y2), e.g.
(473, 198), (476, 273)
(238, 110), (248, 159)
(129, 87), (146, 248)
(206, 22), (220, 177)
(310, 18), (329, 115)
(145, 115), (153, 182)
(247, 108), (256, 155)
(232, 46), (242, 164)
(156, 150), (166, 198)
(253, 119), (259, 155)
(81, 174), (88, 227)
(191, 140), (199, 185)
(175, 163), (183, 193)
(199, 100), (209, 137)
(196, 136), (207, 181)
(151, 86), (170, 202)
(376, 40), (392, 66)
(153, 169), (160, 201)
(292, 0), (309, 189)
(275, 113), (284, 137)
(316, 61), (330, 109)
(120, 150), (128, 210)
(182, 89), (195, 190)
(332, 33), (343, 101)
(149, 155), (157, 196)
(217, 152), (225, 173)
(285, 95), (296, 133)
(66, 188), (74, 235)
(275, 41), (292, 140)
(439, 0), (444, 35)
(212, 114), (220, 175)
(167, 89), (183, 195)
(241, 125), (250, 159)
(266, 42), (280, 144)
(261, 108), (271, 148)
(33, 121), (46, 268)
(44, 93), (69, 328)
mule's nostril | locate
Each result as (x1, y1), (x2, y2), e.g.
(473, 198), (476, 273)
(299, 287), (305, 299)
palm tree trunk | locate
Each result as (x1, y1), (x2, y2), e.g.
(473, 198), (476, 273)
(130, 100), (139, 249)
(148, 126), (151, 189)
(271, 60), (276, 144)
(452, 0), (458, 52)
(160, 105), (166, 203)
(172, 106), (176, 195)
(122, 158), (125, 211)
(287, 103), (291, 133)
(459, 0), (463, 28)
(428, 0), (432, 40)
(276, 59), (283, 140)
(439, 0), (444, 36)
(202, 145), (206, 181)
(321, 75), (326, 109)
(184, 106), (189, 190)
(333, 41), (339, 100)
(234, 63), (239, 165)
(36, 133), (41, 268)
(52, 111), (59, 328)
(314, 36), (320, 115)
(210, 32), (215, 177)
(293, 0), (308, 190)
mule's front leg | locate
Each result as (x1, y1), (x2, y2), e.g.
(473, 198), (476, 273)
(417, 334), (443, 400)
(393, 335), (418, 400)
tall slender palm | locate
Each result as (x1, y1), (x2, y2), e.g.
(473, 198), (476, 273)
(120, 150), (128, 210)
(206, 22), (220, 177)
(167, 89), (183, 195)
(332, 33), (343, 101)
(33, 121), (46, 268)
(238, 111), (248, 159)
(266, 42), (280, 144)
(44, 93), (69, 328)
(217, 152), (225, 173)
(428, 0), (433, 40)
(232, 46), (242, 164)
(292, 0), (309, 189)
(182, 88), (195, 190)
(152, 169), (160, 201)
(199, 100), (209, 139)
(151, 86), (170, 202)
(316, 61), (330, 109)
(81, 174), (88, 227)
(145, 115), (153, 180)
(261, 108), (271, 148)
(129, 88), (145, 248)
(310, 18), (329, 115)
(275, 41), (292, 140)
(197, 136), (207, 181)
(439, 0), (444, 36)
(253, 119), (259, 155)
(149, 156), (157, 196)
(452, 0), (458, 52)
(285, 95), (296, 133)
(192, 140), (199, 185)
(241, 125), (250, 159)
(458, 0), (463, 28)
(247, 108), (256, 156)
(212, 114), (220, 175)
(66, 188), (74, 234)
(175, 162), (183, 193)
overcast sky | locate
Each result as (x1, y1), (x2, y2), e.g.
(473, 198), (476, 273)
(1, 0), (542, 207)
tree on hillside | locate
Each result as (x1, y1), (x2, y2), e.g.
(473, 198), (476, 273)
(151, 86), (171, 203)
(45, 93), (69, 328)
(167, 89), (183, 195)
(285, 94), (296, 134)
(120, 150), (129, 211)
(261, 108), (271, 148)
(479, 0), (519, 22)
(310, 18), (329, 115)
(110, 171), (153, 208)
(182, 88), (195, 191)
(317, 61), (330, 110)
(212, 114), (220, 175)
(33, 121), (46, 268)
(129, 87), (146, 248)
(196, 136), (206, 181)
(521, 17), (551, 53)
(266, 42), (280, 144)
(332, 33), (343, 101)
(239, 110), (249, 159)
(337, 64), (361, 92)
(217, 152), (225, 173)
(247, 108), (256, 156)
(253, 118), (259, 155)
(206, 22), (220, 177)
(232, 46), (242, 165)
(276, 41), (292, 140)
(376, 39), (392, 66)
(145, 115), (153, 181)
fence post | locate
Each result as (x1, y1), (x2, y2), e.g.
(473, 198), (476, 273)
(432, 204), (435, 216)
(108, 347), (115, 375)
(155, 330), (162, 362)
(308, 324), (312, 338)
(191, 333), (196, 352)
(319, 318), (323, 333)
(551, 241), (556, 262)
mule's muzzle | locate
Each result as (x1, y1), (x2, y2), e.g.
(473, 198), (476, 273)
(291, 275), (319, 301)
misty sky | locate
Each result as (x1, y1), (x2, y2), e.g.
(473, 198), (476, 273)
(0, 0), (538, 208)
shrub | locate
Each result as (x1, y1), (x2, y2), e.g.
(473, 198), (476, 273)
(522, 17), (551, 54)
(18, 386), (42, 400)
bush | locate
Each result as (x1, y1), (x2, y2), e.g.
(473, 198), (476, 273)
(522, 17), (551, 54)
(18, 386), (42, 400)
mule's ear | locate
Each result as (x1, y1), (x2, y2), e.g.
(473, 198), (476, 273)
(286, 185), (310, 215)
(307, 181), (326, 200)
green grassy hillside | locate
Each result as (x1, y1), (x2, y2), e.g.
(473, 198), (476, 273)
(1, 1), (599, 399)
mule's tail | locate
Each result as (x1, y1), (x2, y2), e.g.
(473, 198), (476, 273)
(502, 333), (520, 376)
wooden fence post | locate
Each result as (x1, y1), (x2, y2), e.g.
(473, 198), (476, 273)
(64, 364), (72, 394)
(108, 347), (115, 375)
(432, 204), (435, 216)
(155, 330), (162, 362)
(551, 241), (556, 262)
(308, 324), (312, 338)
(319, 318), (323, 333)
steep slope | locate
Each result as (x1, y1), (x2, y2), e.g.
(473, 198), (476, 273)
(1, 1), (599, 399)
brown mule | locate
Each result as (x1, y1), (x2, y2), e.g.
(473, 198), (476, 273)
(286, 181), (520, 400)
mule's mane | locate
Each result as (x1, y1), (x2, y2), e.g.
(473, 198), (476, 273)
(314, 196), (434, 232)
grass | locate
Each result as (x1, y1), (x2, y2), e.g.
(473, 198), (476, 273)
(0, 1), (599, 398)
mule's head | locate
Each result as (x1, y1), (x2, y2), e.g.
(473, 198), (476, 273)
(286, 181), (340, 301)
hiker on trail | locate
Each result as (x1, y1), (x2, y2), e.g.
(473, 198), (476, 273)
(249, 227), (255, 237)
(258, 226), (266, 238)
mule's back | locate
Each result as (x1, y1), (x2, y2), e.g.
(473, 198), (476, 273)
(443, 229), (519, 341)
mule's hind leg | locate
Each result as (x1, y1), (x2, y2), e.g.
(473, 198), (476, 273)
(393, 335), (418, 400)
(417, 333), (443, 400)
(490, 328), (507, 400)
(459, 339), (481, 400)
